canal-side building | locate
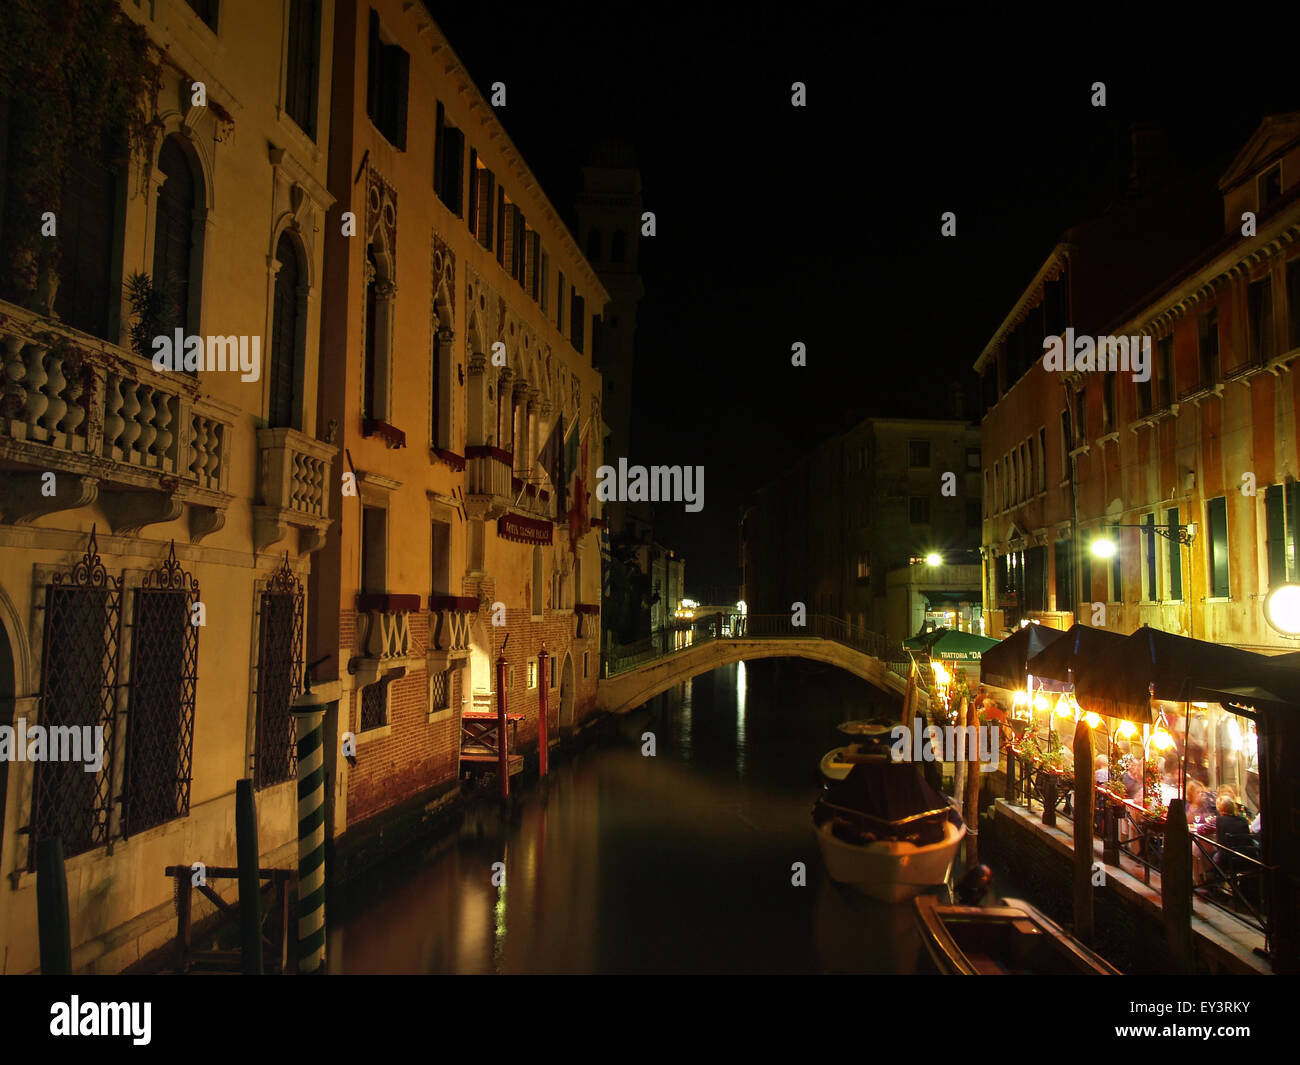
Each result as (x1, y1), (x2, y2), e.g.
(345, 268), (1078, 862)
(740, 415), (981, 645)
(311, 0), (610, 839)
(0, 0), (338, 972)
(977, 115), (1300, 650)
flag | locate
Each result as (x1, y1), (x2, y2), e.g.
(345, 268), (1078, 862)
(568, 422), (588, 556)
(563, 415), (580, 486)
(539, 413), (564, 513)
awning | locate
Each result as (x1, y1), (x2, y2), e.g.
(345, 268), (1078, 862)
(980, 623), (1067, 691)
(1024, 623), (1300, 724)
(928, 630), (999, 662)
(903, 627), (950, 651)
(1025, 624), (1138, 717)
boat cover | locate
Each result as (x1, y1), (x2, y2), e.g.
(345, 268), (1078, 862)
(818, 761), (959, 826)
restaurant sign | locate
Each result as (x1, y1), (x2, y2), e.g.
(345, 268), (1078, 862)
(498, 512), (553, 545)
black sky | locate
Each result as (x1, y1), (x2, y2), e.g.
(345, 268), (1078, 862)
(427, 4), (1300, 600)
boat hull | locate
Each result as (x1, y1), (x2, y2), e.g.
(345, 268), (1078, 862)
(819, 747), (854, 786)
(914, 895), (1121, 975)
(814, 817), (966, 903)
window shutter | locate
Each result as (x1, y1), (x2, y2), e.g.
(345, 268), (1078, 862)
(366, 10), (380, 122)
(433, 100), (445, 197)
(392, 47), (409, 149)
(495, 185), (505, 263)
(468, 150), (478, 235)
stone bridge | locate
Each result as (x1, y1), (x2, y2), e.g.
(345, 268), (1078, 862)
(595, 614), (933, 717)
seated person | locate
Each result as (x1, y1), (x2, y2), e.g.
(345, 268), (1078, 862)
(1214, 793), (1257, 869)
(1185, 779), (1216, 823)
(1122, 760), (1144, 800)
(1094, 754), (1109, 784)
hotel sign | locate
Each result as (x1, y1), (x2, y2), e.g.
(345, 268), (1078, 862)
(498, 512), (553, 545)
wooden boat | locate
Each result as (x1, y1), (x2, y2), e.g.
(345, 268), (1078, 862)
(819, 744), (889, 787)
(914, 895), (1121, 974)
(813, 761), (966, 902)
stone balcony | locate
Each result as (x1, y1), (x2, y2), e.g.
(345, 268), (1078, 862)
(254, 426), (337, 553)
(0, 304), (234, 539)
(464, 445), (514, 519)
(350, 593), (423, 688)
(427, 593), (478, 674)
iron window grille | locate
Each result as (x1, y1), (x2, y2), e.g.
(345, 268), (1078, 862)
(430, 668), (450, 712)
(255, 555), (304, 789)
(121, 542), (199, 838)
(360, 679), (388, 731)
(28, 526), (122, 871)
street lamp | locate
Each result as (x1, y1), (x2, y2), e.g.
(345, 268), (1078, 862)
(1090, 520), (1198, 558)
(925, 552), (943, 566)
(1264, 583), (1300, 637)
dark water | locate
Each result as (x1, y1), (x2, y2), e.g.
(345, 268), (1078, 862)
(331, 659), (974, 973)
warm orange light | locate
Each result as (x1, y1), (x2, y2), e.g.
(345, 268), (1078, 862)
(1054, 694), (1072, 718)
(1117, 720), (1137, 739)
(1151, 728), (1175, 751)
(1013, 690), (1029, 707)
(1084, 712), (1101, 729)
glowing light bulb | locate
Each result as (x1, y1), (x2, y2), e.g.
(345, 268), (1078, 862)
(1084, 712), (1101, 729)
(1033, 692), (1049, 712)
(1053, 694), (1071, 718)
(1117, 720), (1137, 739)
(1151, 728), (1175, 751)
(1013, 690), (1028, 707)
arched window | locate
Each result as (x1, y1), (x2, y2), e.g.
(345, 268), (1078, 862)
(153, 136), (201, 335)
(269, 231), (302, 427)
(586, 227), (601, 263)
(610, 229), (625, 264)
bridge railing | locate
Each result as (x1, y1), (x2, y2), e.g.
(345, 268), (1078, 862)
(600, 611), (934, 687)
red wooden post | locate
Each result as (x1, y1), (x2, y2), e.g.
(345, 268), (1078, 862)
(537, 647), (550, 777)
(496, 653), (510, 800)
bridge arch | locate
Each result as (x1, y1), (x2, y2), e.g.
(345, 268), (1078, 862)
(596, 637), (929, 717)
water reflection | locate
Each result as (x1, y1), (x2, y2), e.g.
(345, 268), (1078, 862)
(333, 659), (942, 973)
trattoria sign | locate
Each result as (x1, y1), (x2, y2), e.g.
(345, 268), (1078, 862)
(498, 512), (553, 545)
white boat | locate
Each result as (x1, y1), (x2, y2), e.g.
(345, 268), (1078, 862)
(814, 815), (966, 903)
(813, 760), (966, 903)
(819, 746), (856, 785)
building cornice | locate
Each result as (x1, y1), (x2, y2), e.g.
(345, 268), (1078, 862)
(974, 245), (1073, 374)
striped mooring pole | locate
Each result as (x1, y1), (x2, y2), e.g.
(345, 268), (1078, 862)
(291, 677), (329, 973)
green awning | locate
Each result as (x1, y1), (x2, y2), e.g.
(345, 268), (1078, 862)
(928, 630), (999, 662)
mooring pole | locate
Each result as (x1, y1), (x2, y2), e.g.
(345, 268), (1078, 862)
(1073, 719), (1095, 944)
(36, 836), (71, 975)
(537, 647), (549, 778)
(963, 693), (980, 868)
(1163, 797), (1194, 973)
(291, 670), (329, 974)
(235, 778), (264, 974)
(496, 652), (510, 800)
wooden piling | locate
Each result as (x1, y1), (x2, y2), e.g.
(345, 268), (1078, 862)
(963, 694), (980, 867)
(36, 836), (72, 975)
(1162, 797), (1195, 973)
(1072, 720), (1094, 944)
(537, 647), (549, 778)
(235, 778), (264, 975)
(496, 653), (510, 801)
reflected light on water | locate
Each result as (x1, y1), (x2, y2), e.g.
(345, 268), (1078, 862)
(736, 661), (747, 777)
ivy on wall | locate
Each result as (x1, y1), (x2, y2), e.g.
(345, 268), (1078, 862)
(0, 0), (161, 307)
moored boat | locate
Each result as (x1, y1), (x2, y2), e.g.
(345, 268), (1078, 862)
(914, 895), (1121, 974)
(813, 761), (965, 902)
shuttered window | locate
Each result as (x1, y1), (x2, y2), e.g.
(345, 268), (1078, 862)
(366, 10), (409, 150)
(269, 232), (301, 427)
(153, 136), (199, 338)
(1207, 496), (1230, 597)
(285, 0), (321, 138)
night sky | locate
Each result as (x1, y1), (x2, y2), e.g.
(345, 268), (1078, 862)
(429, 5), (1300, 599)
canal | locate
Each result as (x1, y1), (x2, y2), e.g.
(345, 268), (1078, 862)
(331, 658), (990, 973)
